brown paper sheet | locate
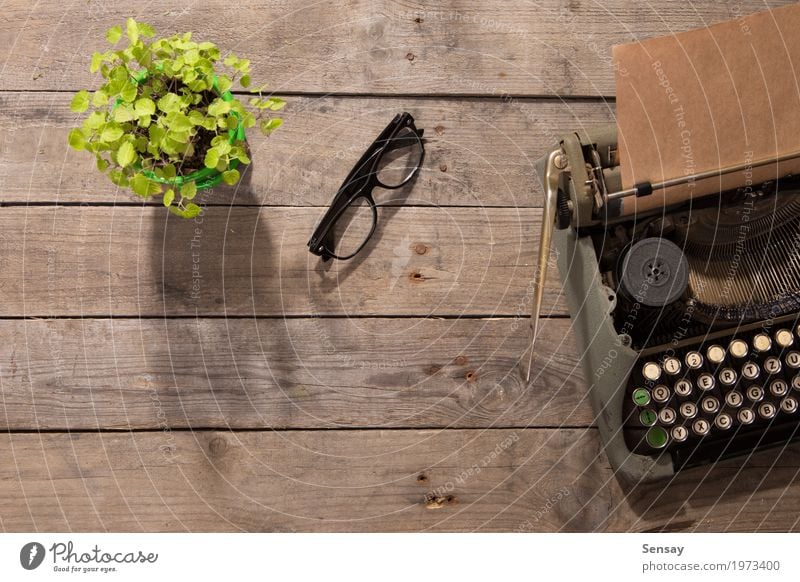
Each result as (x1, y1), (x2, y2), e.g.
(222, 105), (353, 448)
(613, 3), (800, 216)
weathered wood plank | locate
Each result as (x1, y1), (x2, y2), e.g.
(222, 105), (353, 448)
(0, 429), (615, 532)
(2, 429), (798, 532)
(0, 317), (584, 430)
(0, 92), (615, 206)
(0, 206), (568, 317)
(0, 1), (790, 96)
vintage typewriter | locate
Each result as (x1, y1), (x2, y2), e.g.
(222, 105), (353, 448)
(530, 125), (800, 484)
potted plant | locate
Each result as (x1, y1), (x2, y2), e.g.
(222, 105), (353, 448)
(67, 18), (285, 218)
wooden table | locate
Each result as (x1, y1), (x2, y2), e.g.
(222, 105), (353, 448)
(1, 0), (799, 532)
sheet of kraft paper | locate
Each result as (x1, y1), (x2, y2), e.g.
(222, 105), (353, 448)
(613, 3), (800, 217)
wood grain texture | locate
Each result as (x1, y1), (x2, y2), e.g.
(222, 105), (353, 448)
(0, 206), (568, 317)
(0, 317), (585, 430)
(2, 429), (799, 532)
(0, 1), (791, 96)
(0, 92), (615, 206)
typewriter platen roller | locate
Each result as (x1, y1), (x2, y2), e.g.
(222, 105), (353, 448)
(532, 125), (800, 484)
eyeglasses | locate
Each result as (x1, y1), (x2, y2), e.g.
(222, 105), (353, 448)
(308, 112), (425, 261)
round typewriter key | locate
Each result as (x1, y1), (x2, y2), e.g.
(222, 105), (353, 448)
(758, 402), (777, 420)
(718, 367), (737, 386)
(692, 418), (711, 437)
(753, 333), (772, 353)
(685, 351), (703, 370)
(663, 357), (681, 376)
(764, 356), (782, 375)
(781, 396), (799, 414)
(776, 329), (794, 349)
(701, 396), (720, 414)
(639, 409), (658, 427)
(786, 351), (800, 369)
(671, 425), (689, 443)
(642, 362), (661, 382)
(729, 339), (749, 359)
(715, 413), (733, 431)
(725, 391), (744, 408)
(680, 401), (698, 419)
(793, 374), (800, 392)
(742, 361), (760, 380)
(658, 407), (677, 425)
(746, 385), (764, 402)
(675, 379), (693, 397)
(770, 379), (789, 397)
(738, 408), (756, 425)
(632, 388), (651, 406)
(646, 426), (669, 449)
(707, 345), (726, 365)
(697, 373), (716, 391)
(652, 385), (670, 404)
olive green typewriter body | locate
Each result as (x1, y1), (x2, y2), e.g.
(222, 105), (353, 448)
(535, 125), (800, 485)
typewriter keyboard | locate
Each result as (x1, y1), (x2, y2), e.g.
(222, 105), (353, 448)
(625, 322), (800, 467)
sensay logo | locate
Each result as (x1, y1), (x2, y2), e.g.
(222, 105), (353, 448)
(20, 542), (46, 570)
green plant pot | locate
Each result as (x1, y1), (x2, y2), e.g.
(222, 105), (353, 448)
(119, 72), (245, 191)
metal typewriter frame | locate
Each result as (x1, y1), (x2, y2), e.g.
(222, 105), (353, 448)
(531, 125), (800, 485)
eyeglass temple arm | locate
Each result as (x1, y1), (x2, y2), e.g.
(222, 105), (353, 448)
(526, 149), (560, 384)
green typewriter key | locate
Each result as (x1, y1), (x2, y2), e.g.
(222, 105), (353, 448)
(645, 426), (669, 449)
(639, 409), (658, 427)
(632, 388), (651, 406)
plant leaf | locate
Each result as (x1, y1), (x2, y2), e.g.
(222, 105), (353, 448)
(92, 90), (108, 107)
(222, 169), (240, 185)
(260, 117), (283, 135)
(183, 203), (202, 218)
(96, 156), (109, 171)
(180, 180), (197, 200)
(112, 105), (135, 123)
(126, 18), (139, 44)
(239, 74), (250, 88)
(163, 188), (175, 207)
(204, 149), (219, 169)
(70, 90), (90, 113)
(67, 128), (86, 150)
(120, 81), (138, 103)
(101, 124), (124, 142)
(106, 25), (122, 44)
(134, 97), (155, 117)
(130, 173), (161, 198)
(116, 141), (136, 168)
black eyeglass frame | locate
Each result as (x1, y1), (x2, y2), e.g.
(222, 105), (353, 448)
(307, 112), (425, 261)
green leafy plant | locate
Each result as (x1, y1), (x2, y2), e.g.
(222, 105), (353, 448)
(67, 18), (285, 218)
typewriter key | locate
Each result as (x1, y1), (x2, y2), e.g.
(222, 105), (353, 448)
(707, 345), (726, 365)
(725, 391), (744, 408)
(663, 357), (681, 376)
(758, 402), (777, 420)
(776, 329), (794, 349)
(701, 396), (720, 414)
(786, 351), (800, 369)
(718, 367), (737, 386)
(729, 339), (749, 359)
(781, 396), (799, 414)
(671, 425), (689, 443)
(652, 385), (670, 404)
(658, 408), (677, 425)
(715, 413), (733, 431)
(642, 362), (661, 382)
(685, 351), (703, 370)
(746, 385), (764, 402)
(753, 333), (772, 353)
(793, 374), (800, 392)
(770, 379), (789, 397)
(675, 379), (692, 397)
(697, 373), (716, 391)
(764, 357), (782, 375)
(738, 408), (756, 425)
(639, 409), (658, 427)
(632, 388), (651, 406)
(692, 418), (711, 437)
(680, 401), (698, 419)
(742, 361), (760, 380)
(646, 426), (669, 449)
